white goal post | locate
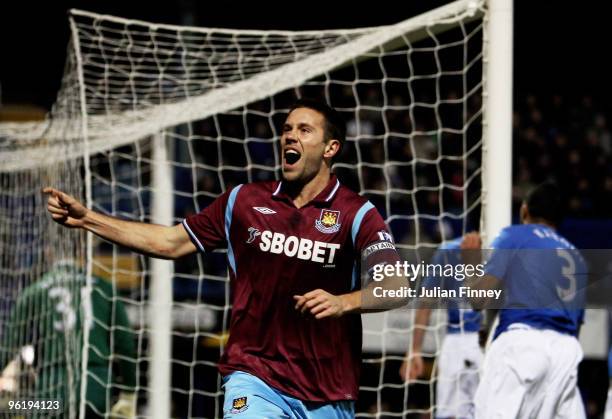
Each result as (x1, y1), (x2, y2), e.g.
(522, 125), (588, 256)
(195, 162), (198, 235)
(483, 0), (513, 242)
(0, 0), (511, 417)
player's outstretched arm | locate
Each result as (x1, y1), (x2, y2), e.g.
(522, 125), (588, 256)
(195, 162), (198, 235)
(43, 187), (196, 259)
(461, 232), (501, 308)
(399, 307), (431, 382)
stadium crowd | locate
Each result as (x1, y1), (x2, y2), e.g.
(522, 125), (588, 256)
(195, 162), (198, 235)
(512, 94), (611, 218)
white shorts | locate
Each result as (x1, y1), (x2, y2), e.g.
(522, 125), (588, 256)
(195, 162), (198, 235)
(475, 324), (585, 419)
(436, 332), (483, 419)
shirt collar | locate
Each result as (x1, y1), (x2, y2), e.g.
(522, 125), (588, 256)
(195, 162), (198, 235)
(272, 174), (341, 207)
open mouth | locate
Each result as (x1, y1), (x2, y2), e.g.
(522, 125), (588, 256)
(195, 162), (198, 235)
(284, 149), (301, 166)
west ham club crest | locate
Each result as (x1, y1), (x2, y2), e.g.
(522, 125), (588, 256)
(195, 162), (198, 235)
(315, 209), (341, 234)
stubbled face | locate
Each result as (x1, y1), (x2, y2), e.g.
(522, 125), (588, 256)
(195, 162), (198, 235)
(281, 107), (328, 183)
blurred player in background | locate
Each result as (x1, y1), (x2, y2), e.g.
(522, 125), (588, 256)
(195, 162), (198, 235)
(43, 98), (404, 418)
(0, 261), (137, 418)
(400, 237), (483, 419)
(462, 182), (587, 419)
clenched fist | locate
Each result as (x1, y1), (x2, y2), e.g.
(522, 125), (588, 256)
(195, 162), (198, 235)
(399, 353), (424, 382)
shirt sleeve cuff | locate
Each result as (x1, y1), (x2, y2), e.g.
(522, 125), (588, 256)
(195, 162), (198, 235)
(182, 219), (205, 252)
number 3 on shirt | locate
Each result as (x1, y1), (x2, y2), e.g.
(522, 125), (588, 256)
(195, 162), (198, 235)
(556, 249), (577, 302)
(48, 287), (76, 331)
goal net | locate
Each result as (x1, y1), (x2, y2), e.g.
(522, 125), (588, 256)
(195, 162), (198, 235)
(0, 0), (489, 417)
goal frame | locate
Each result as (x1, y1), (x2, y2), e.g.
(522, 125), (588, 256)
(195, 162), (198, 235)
(61, 0), (512, 417)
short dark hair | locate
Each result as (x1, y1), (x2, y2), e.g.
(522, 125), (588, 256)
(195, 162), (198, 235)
(525, 181), (564, 226)
(289, 98), (346, 148)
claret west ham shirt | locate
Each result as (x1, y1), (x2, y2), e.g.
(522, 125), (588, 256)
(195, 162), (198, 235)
(182, 174), (399, 402)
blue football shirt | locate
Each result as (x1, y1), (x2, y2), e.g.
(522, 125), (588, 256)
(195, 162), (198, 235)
(485, 224), (587, 339)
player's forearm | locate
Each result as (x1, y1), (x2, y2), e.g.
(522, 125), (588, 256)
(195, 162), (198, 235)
(346, 275), (411, 314)
(411, 308), (431, 353)
(338, 291), (361, 314)
(82, 210), (179, 259)
(464, 274), (501, 309)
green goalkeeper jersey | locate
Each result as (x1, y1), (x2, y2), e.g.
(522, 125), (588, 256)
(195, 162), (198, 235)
(1, 263), (137, 416)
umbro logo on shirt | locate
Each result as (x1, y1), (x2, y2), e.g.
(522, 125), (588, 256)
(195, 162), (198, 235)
(253, 206), (276, 215)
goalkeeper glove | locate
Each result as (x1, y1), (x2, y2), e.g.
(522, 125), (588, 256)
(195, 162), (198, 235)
(0, 355), (21, 393)
(110, 391), (137, 418)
